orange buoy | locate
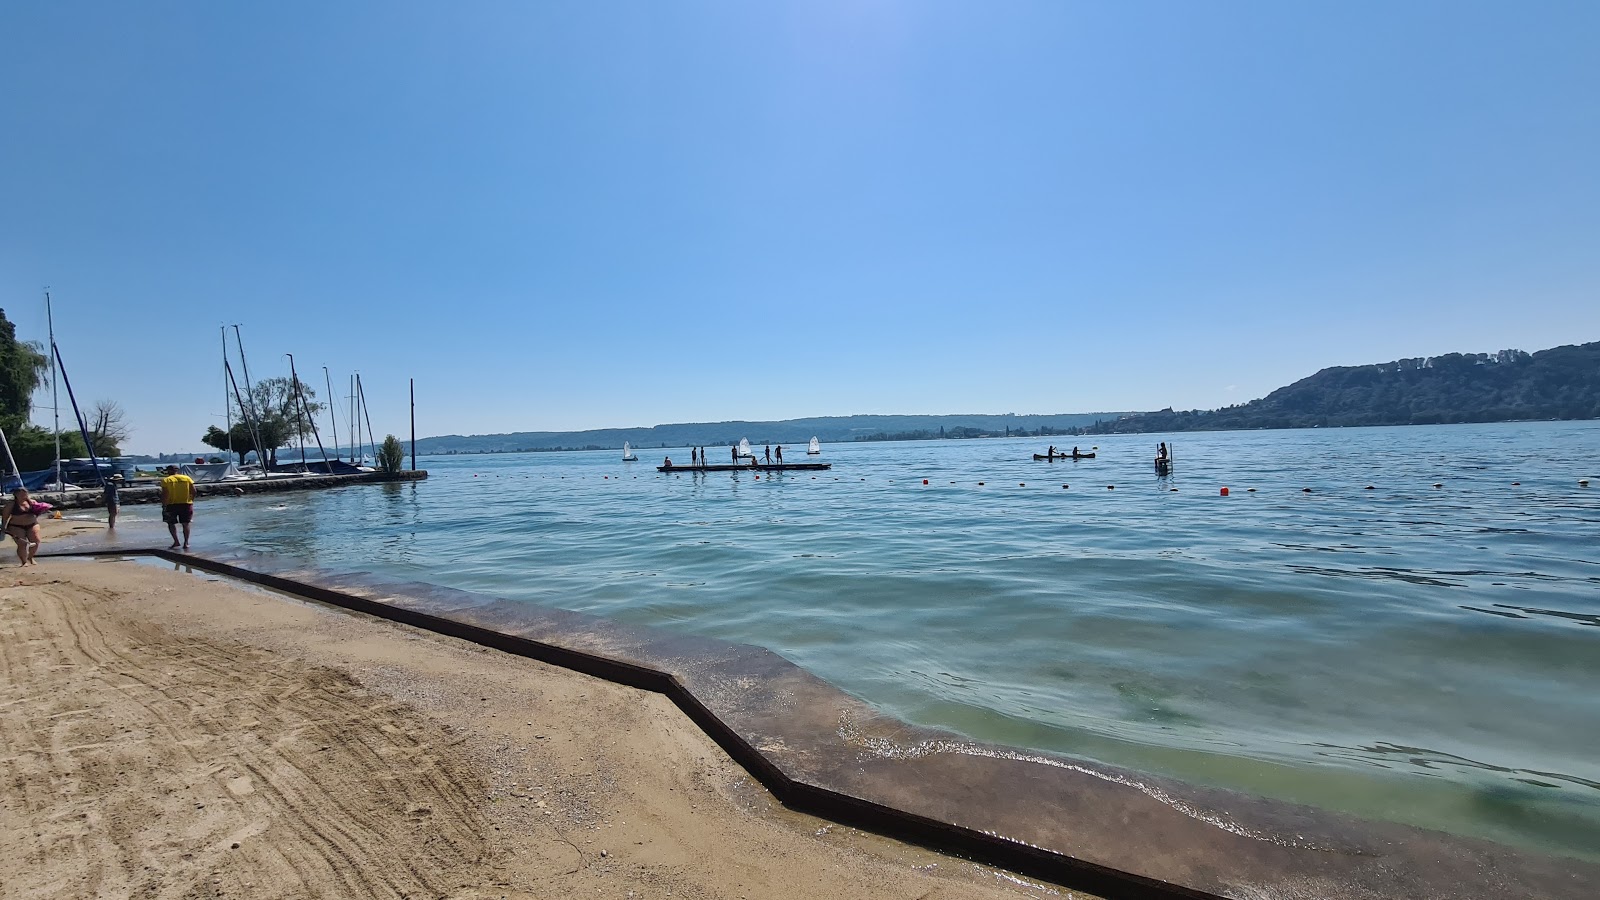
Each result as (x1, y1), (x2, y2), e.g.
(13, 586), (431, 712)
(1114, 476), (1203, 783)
(1220, 487), (1229, 496)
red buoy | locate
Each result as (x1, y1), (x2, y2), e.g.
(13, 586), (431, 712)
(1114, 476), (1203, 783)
(1220, 487), (1229, 496)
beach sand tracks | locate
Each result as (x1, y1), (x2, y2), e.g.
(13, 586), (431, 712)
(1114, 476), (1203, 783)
(0, 576), (493, 900)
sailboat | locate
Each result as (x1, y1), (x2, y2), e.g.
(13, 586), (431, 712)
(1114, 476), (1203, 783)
(622, 442), (638, 461)
(807, 436), (821, 455)
(736, 438), (754, 459)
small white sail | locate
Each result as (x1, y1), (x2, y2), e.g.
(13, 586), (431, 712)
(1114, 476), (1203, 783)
(737, 438), (754, 458)
(807, 436), (821, 455)
(622, 442), (636, 460)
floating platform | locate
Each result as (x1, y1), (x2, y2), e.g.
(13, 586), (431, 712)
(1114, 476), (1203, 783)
(659, 463), (831, 473)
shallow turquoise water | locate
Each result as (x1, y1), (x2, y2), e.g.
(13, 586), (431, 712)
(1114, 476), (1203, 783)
(189, 422), (1600, 859)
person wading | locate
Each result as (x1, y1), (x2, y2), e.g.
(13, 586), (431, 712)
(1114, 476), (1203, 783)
(160, 464), (197, 550)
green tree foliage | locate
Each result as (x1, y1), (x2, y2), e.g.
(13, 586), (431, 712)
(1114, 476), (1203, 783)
(201, 424), (259, 465)
(8, 426), (88, 471)
(1087, 343), (1600, 434)
(0, 308), (49, 424)
(379, 434), (404, 474)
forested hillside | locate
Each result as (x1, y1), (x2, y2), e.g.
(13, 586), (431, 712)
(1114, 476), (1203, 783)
(1088, 342), (1600, 434)
(416, 412), (1131, 454)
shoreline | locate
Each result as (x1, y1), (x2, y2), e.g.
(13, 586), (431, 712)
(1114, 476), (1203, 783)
(18, 518), (1599, 899)
(1, 531), (1058, 899)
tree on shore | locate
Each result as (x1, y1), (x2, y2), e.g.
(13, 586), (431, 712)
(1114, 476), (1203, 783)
(204, 377), (325, 466)
(88, 399), (130, 457)
(201, 424), (258, 465)
(378, 434), (404, 474)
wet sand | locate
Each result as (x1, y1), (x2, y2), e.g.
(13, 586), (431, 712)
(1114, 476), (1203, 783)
(0, 522), (1066, 899)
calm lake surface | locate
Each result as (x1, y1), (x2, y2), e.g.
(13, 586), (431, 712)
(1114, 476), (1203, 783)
(178, 422), (1599, 860)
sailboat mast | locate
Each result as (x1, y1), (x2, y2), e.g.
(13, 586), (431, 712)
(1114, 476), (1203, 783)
(222, 327), (233, 458)
(232, 325), (268, 468)
(0, 422), (20, 489)
(323, 367), (340, 462)
(285, 354), (329, 469)
(46, 291), (59, 491)
(357, 374), (376, 464)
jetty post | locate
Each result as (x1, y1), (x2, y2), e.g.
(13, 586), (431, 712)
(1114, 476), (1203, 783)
(409, 378), (416, 471)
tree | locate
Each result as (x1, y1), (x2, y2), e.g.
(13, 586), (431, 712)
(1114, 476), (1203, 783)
(201, 424), (260, 465)
(0, 308), (49, 425)
(378, 434), (404, 474)
(8, 425), (87, 471)
(88, 399), (130, 457)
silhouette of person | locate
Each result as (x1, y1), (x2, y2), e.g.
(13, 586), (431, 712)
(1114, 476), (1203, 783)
(764, 444), (772, 465)
(775, 445), (783, 464)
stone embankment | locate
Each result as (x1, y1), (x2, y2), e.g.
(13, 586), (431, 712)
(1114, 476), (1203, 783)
(37, 470), (428, 510)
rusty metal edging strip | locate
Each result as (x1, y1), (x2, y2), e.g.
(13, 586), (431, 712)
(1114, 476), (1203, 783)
(62, 548), (1225, 900)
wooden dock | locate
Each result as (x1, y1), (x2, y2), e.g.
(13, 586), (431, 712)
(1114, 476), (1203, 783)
(659, 463), (831, 473)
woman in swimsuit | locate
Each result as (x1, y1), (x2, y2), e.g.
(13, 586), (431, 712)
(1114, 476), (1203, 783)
(3, 487), (44, 566)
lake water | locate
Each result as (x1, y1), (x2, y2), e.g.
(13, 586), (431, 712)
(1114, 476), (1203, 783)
(177, 422), (1599, 861)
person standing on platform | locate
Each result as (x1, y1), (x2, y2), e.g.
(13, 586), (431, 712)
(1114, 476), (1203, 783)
(775, 445), (783, 464)
(160, 465), (197, 550)
(731, 446), (737, 464)
(691, 447), (698, 466)
(764, 444), (772, 465)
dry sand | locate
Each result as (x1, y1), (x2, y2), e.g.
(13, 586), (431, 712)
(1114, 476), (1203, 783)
(1, 521), (1071, 899)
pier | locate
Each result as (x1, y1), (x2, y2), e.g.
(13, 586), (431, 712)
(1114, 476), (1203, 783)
(659, 463), (831, 473)
(34, 469), (429, 511)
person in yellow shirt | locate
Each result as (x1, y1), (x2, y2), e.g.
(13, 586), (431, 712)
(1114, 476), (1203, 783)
(159, 464), (197, 550)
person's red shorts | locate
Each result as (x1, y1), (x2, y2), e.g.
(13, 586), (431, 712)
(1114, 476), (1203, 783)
(162, 504), (193, 525)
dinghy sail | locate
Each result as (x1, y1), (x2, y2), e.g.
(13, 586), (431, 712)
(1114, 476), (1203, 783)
(736, 438), (754, 459)
(807, 436), (821, 455)
(622, 442), (637, 461)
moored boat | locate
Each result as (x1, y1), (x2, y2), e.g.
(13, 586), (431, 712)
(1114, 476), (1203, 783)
(1034, 452), (1094, 460)
(807, 436), (821, 455)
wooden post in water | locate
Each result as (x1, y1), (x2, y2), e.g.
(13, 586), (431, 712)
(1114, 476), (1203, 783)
(409, 378), (416, 471)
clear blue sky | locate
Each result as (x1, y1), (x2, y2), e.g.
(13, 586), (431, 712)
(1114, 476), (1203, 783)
(3, 2), (1596, 454)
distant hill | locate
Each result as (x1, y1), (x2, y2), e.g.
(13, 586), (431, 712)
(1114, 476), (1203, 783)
(415, 412), (1133, 454)
(1087, 341), (1600, 434)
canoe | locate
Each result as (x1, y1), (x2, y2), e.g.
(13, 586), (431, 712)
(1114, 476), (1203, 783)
(1034, 453), (1094, 460)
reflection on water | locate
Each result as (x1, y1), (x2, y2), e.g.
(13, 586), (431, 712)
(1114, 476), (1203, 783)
(198, 422), (1600, 860)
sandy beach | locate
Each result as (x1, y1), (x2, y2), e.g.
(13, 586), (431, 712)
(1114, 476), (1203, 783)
(1, 521), (1062, 900)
